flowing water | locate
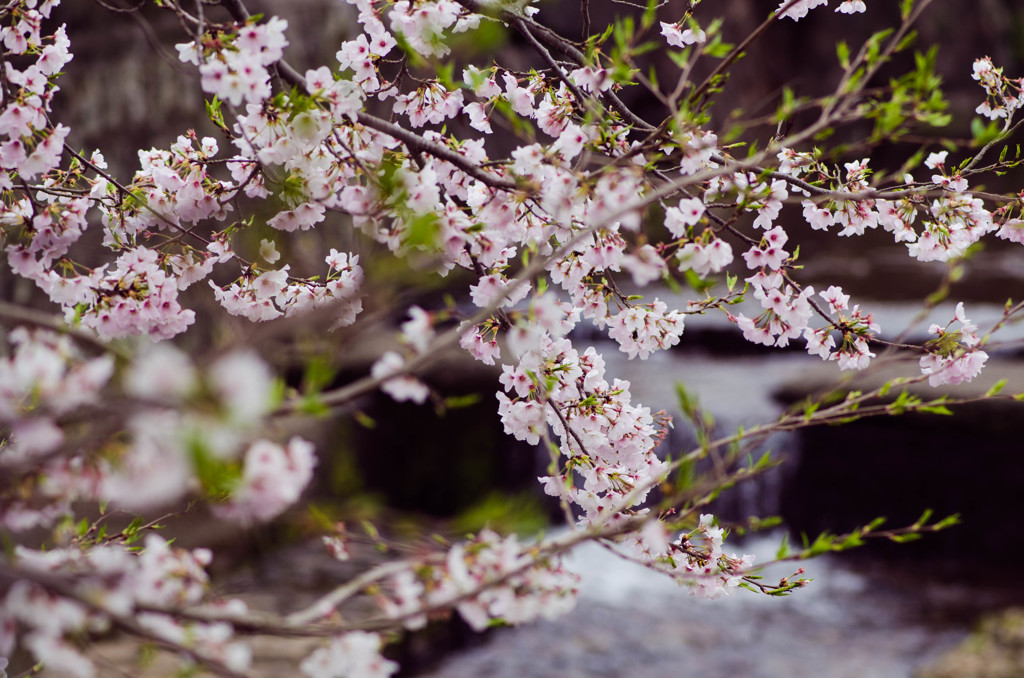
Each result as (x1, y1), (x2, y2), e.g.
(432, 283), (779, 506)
(416, 536), (973, 678)
(415, 301), (1024, 677)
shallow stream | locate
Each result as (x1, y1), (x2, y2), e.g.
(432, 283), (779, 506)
(417, 536), (975, 678)
(416, 300), (1024, 677)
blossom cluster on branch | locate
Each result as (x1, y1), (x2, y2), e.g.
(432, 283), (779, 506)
(0, 0), (1019, 674)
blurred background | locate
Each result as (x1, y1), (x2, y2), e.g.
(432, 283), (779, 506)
(15, 1), (1024, 676)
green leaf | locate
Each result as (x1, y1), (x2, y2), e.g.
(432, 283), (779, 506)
(641, 0), (659, 29)
(647, 65), (659, 90)
(704, 41), (734, 59)
(123, 516), (146, 544)
(985, 379), (1008, 397)
(404, 211), (441, 249)
(748, 515), (783, 532)
(461, 19), (509, 54)
(917, 404), (953, 415)
(894, 30), (917, 53)
(888, 533), (922, 543)
(971, 117), (1002, 146)
(436, 62), (456, 90)
(682, 268), (713, 293)
(751, 449), (773, 470)
(451, 491), (547, 536)
(865, 516), (887, 531)
(189, 438), (242, 500)
(775, 532), (790, 560)
(674, 456), (696, 491)
(805, 532), (836, 557)
(839, 532), (864, 549)
(674, 382), (700, 422)
(913, 508), (933, 527)
(443, 393), (482, 410)
(302, 357), (336, 395)
(836, 41), (850, 69)
(864, 28), (894, 67)
(205, 96), (227, 131)
(362, 520), (381, 542)
(299, 393), (330, 417)
(354, 410), (377, 428)
(888, 389), (917, 414)
(667, 48), (692, 69)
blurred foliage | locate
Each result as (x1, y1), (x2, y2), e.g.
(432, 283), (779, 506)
(450, 491), (549, 537)
(917, 608), (1024, 678)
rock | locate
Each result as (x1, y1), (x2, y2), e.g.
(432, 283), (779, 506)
(917, 608), (1024, 678)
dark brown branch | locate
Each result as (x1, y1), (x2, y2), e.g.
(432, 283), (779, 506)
(267, 55), (523, 192)
(357, 112), (522, 190)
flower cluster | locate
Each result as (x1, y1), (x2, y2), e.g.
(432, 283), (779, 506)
(0, 0), (1020, 674)
(0, 328), (113, 530)
(379, 529), (579, 632)
(919, 303), (989, 387)
(496, 332), (670, 528)
(178, 17), (288, 106)
(972, 57), (1024, 120)
(3, 535), (249, 678)
(388, 0), (475, 59)
(665, 515), (755, 599)
(776, 0), (865, 21)
(301, 632), (398, 678)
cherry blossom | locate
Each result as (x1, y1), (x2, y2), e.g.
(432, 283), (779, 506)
(777, 0), (828, 21)
(919, 303), (989, 386)
(301, 632), (398, 678)
(0, 0), (1019, 674)
(215, 437), (318, 523)
(660, 20), (707, 48)
(371, 351), (430, 404)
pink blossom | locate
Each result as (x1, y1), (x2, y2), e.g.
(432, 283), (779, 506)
(659, 21), (707, 48)
(623, 244), (667, 285)
(301, 632), (398, 678)
(836, 0), (866, 13)
(664, 197), (705, 238)
(835, 336), (875, 371)
(776, 0), (829, 21)
(371, 351), (430, 404)
(217, 438), (317, 522)
(459, 325), (500, 365)
(400, 306), (434, 354)
(996, 219), (1024, 243)
(919, 350), (989, 387)
(820, 285), (850, 314)
(569, 66), (612, 93)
